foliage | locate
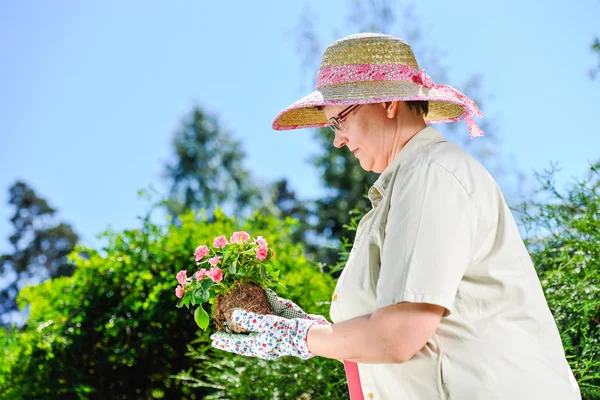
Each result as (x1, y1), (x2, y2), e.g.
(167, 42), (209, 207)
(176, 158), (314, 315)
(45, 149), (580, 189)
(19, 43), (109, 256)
(175, 231), (278, 330)
(179, 214), (356, 400)
(519, 162), (600, 399)
(161, 105), (316, 263)
(0, 181), (78, 327)
(260, 178), (314, 253)
(163, 107), (263, 220)
(177, 334), (349, 400)
(591, 37), (600, 79)
(0, 201), (345, 399)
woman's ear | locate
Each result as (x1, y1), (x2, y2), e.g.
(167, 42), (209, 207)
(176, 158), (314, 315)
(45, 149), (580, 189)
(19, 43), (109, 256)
(385, 101), (400, 119)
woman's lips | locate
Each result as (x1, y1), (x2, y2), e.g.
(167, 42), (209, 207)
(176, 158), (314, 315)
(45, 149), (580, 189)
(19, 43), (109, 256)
(352, 148), (359, 155)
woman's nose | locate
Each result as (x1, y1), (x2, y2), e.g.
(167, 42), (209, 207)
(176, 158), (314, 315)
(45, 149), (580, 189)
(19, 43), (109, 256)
(332, 130), (347, 148)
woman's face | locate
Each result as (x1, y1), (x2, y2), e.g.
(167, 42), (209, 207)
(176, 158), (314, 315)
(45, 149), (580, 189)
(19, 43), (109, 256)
(323, 103), (396, 173)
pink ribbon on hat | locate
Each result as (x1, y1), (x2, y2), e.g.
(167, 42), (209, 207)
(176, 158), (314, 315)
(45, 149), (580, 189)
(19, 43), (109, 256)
(316, 64), (484, 138)
(413, 69), (435, 89)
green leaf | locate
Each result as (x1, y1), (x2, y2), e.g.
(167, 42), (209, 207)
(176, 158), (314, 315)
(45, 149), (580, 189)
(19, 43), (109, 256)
(200, 288), (210, 302)
(194, 306), (210, 330)
(183, 296), (191, 309)
(176, 298), (185, 308)
(193, 288), (206, 305)
(222, 250), (233, 264)
(260, 265), (267, 280)
(201, 280), (213, 291)
(229, 259), (237, 274)
(140, 270), (153, 281)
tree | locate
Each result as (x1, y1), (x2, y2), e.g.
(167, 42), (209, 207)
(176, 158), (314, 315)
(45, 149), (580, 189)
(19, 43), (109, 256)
(260, 178), (314, 245)
(591, 37), (600, 79)
(163, 106), (263, 221)
(0, 181), (78, 328)
(163, 106), (321, 261)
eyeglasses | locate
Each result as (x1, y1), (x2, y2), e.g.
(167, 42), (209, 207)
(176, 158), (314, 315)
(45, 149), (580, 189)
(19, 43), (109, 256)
(328, 104), (361, 132)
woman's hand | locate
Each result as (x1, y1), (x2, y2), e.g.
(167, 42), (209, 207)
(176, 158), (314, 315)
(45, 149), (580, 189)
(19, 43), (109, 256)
(264, 288), (329, 324)
(210, 309), (328, 360)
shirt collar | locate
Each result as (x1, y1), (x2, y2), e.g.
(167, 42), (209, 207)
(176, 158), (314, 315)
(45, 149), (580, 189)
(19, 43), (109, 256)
(368, 126), (448, 208)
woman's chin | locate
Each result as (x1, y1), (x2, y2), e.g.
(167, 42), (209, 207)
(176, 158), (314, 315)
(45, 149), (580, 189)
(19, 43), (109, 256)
(358, 158), (374, 173)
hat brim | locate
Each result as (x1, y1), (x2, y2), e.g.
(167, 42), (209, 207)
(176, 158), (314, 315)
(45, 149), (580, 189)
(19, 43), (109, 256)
(272, 81), (469, 131)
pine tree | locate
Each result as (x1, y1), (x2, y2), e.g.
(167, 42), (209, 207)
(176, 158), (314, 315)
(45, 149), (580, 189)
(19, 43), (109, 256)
(0, 181), (78, 327)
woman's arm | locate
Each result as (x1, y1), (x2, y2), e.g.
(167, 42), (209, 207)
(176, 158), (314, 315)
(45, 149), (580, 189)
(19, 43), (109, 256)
(307, 302), (445, 364)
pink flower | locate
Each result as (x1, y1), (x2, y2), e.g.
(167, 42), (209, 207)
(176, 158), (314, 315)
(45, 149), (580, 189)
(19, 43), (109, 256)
(206, 267), (223, 283)
(255, 236), (268, 249)
(256, 247), (268, 261)
(176, 270), (187, 285)
(213, 235), (228, 248)
(194, 245), (209, 262)
(208, 256), (221, 266)
(230, 231), (251, 244)
(175, 285), (184, 298)
(195, 268), (207, 281)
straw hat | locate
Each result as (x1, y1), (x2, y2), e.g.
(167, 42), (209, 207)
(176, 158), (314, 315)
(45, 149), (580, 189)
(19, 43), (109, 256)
(272, 33), (484, 138)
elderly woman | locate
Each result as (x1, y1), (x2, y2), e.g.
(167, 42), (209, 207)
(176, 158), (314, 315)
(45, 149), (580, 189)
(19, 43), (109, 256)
(211, 33), (581, 399)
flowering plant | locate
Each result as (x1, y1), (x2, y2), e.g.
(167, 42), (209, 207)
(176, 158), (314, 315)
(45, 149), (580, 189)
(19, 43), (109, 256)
(174, 231), (279, 331)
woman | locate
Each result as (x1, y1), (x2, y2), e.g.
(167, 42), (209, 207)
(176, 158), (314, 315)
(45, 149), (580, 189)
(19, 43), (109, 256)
(211, 33), (581, 399)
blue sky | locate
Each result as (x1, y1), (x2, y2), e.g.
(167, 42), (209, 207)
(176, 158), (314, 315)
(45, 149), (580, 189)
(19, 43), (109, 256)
(1, 0), (599, 256)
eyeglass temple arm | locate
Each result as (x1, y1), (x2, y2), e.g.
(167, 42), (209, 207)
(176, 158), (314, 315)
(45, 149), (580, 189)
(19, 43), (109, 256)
(338, 104), (361, 119)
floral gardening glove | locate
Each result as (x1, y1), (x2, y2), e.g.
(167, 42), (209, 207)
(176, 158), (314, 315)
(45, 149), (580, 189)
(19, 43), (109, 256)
(264, 288), (329, 325)
(210, 309), (325, 360)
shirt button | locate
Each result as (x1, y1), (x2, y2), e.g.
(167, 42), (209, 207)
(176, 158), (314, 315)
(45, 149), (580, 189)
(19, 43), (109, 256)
(367, 393), (374, 399)
(332, 293), (339, 301)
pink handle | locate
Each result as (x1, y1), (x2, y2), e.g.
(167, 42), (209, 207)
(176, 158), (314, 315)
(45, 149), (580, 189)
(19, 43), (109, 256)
(343, 360), (364, 400)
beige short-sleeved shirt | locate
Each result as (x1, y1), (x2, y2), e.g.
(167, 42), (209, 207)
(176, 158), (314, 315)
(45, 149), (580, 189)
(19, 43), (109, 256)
(330, 126), (581, 399)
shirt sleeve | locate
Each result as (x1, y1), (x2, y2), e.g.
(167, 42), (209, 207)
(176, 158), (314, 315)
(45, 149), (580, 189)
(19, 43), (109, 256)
(375, 161), (478, 316)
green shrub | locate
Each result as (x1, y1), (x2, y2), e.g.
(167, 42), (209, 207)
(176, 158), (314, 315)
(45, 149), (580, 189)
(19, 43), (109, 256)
(178, 334), (348, 399)
(0, 206), (346, 399)
(176, 209), (351, 399)
(520, 162), (600, 399)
